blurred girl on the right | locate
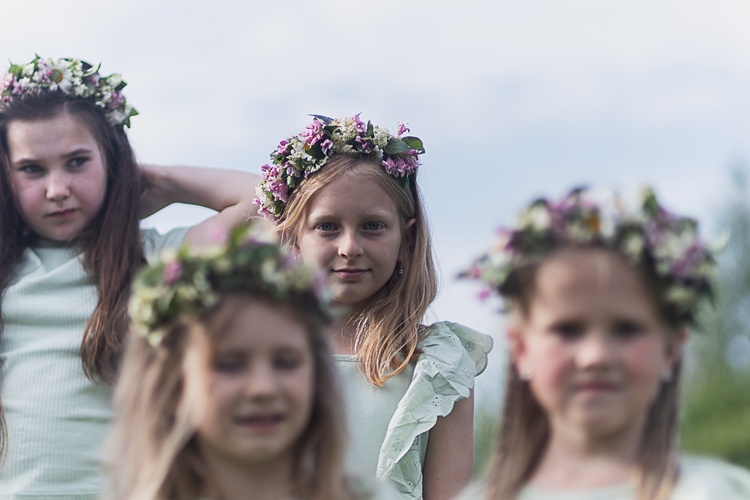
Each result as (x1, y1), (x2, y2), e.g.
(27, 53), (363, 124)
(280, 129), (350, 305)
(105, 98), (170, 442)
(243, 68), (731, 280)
(461, 187), (750, 499)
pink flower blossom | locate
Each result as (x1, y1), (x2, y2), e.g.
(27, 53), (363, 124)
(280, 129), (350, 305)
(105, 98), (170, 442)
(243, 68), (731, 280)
(352, 113), (366, 133)
(275, 140), (289, 156)
(109, 91), (125, 109)
(397, 122), (410, 136)
(163, 261), (183, 285)
(85, 73), (100, 86)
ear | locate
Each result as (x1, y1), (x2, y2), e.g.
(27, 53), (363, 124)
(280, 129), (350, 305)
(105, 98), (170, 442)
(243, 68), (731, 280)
(404, 217), (416, 236)
(507, 318), (529, 375)
(399, 218), (417, 262)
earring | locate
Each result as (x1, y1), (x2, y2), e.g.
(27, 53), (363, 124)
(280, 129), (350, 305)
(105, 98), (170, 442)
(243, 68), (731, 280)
(398, 264), (404, 275)
(518, 365), (532, 381)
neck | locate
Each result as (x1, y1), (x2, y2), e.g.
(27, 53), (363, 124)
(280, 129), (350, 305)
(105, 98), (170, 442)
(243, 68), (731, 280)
(530, 416), (644, 491)
(202, 452), (295, 500)
(330, 315), (359, 355)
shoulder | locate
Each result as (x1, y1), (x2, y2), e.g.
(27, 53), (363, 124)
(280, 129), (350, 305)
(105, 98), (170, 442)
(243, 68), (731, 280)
(419, 321), (494, 376)
(674, 455), (750, 499)
(140, 226), (191, 262)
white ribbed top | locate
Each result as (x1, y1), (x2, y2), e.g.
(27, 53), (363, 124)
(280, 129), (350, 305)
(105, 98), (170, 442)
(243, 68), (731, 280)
(0, 227), (188, 499)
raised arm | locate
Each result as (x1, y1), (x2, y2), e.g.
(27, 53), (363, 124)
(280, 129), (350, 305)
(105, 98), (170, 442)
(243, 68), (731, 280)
(422, 390), (475, 500)
(139, 164), (260, 246)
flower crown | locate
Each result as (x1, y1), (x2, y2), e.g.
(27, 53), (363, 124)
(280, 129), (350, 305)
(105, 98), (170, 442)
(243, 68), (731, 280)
(1, 55), (138, 128)
(129, 225), (333, 347)
(254, 114), (425, 220)
(462, 186), (717, 325)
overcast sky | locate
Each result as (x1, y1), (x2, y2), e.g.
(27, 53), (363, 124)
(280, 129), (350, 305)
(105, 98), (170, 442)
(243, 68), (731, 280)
(3, 0), (750, 407)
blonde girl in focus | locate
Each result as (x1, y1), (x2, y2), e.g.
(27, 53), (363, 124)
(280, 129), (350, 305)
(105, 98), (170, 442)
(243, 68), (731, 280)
(254, 114), (493, 500)
(460, 187), (750, 499)
(107, 225), (396, 500)
(0, 56), (257, 498)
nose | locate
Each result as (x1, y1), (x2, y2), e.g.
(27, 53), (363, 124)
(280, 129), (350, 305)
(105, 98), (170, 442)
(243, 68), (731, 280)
(338, 230), (363, 259)
(576, 332), (617, 369)
(244, 362), (279, 399)
(46, 171), (71, 201)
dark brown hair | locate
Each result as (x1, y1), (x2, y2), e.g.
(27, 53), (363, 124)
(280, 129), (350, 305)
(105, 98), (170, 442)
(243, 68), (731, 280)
(0, 90), (144, 455)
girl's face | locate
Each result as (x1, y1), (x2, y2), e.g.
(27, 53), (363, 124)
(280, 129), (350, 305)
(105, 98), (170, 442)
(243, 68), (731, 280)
(511, 248), (684, 442)
(295, 173), (405, 307)
(6, 112), (107, 241)
(191, 299), (315, 467)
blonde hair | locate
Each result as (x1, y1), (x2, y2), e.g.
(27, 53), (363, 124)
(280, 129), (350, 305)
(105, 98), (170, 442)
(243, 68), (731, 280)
(277, 154), (438, 386)
(484, 247), (682, 500)
(106, 292), (350, 500)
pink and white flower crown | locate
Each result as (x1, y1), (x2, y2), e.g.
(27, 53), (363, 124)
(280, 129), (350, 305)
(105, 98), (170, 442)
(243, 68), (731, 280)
(462, 186), (717, 326)
(1, 55), (138, 128)
(254, 114), (425, 221)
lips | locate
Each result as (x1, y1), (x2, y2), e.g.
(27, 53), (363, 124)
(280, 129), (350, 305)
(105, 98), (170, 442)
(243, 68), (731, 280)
(234, 413), (285, 430)
(574, 381), (619, 392)
(47, 208), (77, 218)
(333, 268), (368, 280)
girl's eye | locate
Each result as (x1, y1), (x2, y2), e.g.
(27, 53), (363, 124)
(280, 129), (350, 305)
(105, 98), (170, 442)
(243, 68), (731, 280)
(274, 353), (303, 371)
(363, 222), (384, 231)
(68, 157), (88, 168)
(213, 355), (245, 374)
(551, 321), (584, 340)
(612, 320), (644, 339)
(316, 222), (337, 232)
(19, 164), (43, 175)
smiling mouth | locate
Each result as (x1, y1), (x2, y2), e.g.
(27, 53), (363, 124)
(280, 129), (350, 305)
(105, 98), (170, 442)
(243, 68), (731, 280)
(234, 414), (285, 430)
(575, 381), (619, 392)
(333, 268), (368, 279)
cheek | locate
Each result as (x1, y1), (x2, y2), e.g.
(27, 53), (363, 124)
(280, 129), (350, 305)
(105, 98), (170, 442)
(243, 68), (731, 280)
(623, 339), (664, 382)
(289, 367), (315, 420)
(197, 377), (239, 423)
(525, 338), (571, 400)
(82, 169), (108, 211)
(296, 234), (327, 265)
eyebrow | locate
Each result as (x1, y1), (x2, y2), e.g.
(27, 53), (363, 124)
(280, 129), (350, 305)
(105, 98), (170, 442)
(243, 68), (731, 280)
(307, 210), (395, 222)
(13, 147), (94, 165)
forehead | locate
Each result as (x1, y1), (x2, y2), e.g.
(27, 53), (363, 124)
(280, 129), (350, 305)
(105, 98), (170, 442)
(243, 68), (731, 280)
(530, 248), (658, 319)
(213, 298), (311, 352)
(6, 112), (99, 160)
(306, 172), (400, 219)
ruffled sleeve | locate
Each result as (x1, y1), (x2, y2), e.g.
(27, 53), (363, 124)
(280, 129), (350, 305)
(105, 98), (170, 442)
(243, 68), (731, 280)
(376, 322), (493, 499)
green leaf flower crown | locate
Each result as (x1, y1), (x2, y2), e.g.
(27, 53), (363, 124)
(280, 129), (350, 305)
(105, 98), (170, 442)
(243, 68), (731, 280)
(1, 55), (138, 128)
(462, 186), (717, 325)
(254, 114), (425, 220)
(129, 225), (333, 347)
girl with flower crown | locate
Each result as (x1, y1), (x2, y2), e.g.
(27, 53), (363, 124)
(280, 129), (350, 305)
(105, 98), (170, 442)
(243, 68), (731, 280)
(459, 187), (750, 500)
(107, 225), (397, 500)
(0, 56), (258, 498)
(254, 114), (493, 500)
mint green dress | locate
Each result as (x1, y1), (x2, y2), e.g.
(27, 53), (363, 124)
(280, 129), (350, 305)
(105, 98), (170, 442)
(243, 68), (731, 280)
(0, 228), (188, 499)
(336, 321), (493, 500)
(457, 456), (750, 500)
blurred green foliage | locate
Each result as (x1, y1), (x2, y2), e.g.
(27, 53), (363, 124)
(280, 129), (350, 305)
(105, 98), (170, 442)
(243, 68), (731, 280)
(680, 167), (750, 468)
